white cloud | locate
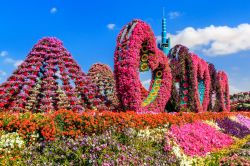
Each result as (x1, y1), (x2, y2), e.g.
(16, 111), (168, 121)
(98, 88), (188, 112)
(168, 23), (250, 56)
(4, 58), (23, 68)
(168, 11), (181, 19)
(107, 23), (116, 30)
(156, 35), (161, 44)
(0, 51), (8, 57)
(50, 7), (57, 14)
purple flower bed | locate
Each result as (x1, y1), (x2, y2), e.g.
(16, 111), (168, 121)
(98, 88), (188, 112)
(216, 117), (250, 138)
(236, 115), (250, 129)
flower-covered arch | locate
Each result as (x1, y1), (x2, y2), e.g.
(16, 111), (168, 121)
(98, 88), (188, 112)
(216, 71), (230, 112)
(0, 37), (101, 113)
(190, 54), (210, 112)
(167, 45), (193, 111)
(208, 63), (217, 111)
(167, 45), (210, 112)
(87, 63), (120, 110)
(114, 19), (172, 113)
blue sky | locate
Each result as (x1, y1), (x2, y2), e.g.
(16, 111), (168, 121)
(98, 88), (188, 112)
(0, 0), (250, 94)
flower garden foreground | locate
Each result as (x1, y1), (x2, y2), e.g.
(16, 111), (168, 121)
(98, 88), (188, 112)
(0, 110), (250, 165)
(0, 19), (250, 165)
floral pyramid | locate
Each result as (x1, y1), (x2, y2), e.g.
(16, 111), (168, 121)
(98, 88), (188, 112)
(87, 63), (120, 110)
(0, 37), (101, 112)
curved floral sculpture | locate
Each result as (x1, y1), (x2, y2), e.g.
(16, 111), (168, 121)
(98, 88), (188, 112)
(0, 37), (101, 112)
(87, 63), (120, 110)
(216, 71), (230, 112)
(208, 63), (217, 111)
(114, 19), (172, 113)
(168, 45), (210, 112)
(190, 54), (210, 112)
(167, 45), (193, 111)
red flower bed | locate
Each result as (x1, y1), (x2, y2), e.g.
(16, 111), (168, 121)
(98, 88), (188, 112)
(0, 110), (249, 141)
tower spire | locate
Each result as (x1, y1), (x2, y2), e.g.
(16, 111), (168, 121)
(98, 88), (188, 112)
(161, 8), (171, 55)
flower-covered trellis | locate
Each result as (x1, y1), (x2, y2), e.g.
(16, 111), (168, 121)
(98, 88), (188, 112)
(208, 63), (217, 111)
(190, 53), (210, 112)
(114, 19), (172, 113)
(0, 37), (102, 113)
(0, 20), (232, 114)
(167, 45), (193, 112)
(216, 71), (230, 112)
(87, 63), (120, 110)
(167, 45), (210, 112)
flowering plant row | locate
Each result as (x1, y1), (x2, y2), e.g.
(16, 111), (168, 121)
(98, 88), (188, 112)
(0, 109), (249, 141)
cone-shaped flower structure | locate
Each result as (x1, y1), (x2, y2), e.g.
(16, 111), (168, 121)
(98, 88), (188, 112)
(87, 63), (120, 110)
(0, 37), (100, 113)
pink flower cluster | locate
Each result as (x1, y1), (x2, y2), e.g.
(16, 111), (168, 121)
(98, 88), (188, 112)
(114, 19), (172, 113)
(170, 121), (233, 156)
(217, 71), (230, 112)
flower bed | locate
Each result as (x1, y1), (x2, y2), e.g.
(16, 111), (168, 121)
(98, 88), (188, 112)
(216, 117), (250, 138)
(0, 110), (249, 141)
(0, 111), (250, 165)
(169, 122), (233, 156)
(236, 114), (250, 129)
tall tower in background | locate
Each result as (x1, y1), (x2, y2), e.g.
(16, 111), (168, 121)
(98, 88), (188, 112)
(161, 9), (171, 55)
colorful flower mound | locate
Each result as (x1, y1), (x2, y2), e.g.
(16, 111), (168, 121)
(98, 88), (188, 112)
(0, 37), (102, 113)
(87, 63), (120, 110)
(190, 54), (210, 112)
(216, 117), (250, 138)
(114, 19), (172, 113)
(170, 121), (233, 156)
(216, 71), (230, 112)
(236, 114), (250, 129)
